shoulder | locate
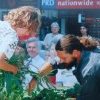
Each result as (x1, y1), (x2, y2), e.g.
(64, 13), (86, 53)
(0, 21), (12, 31)
(87, 52), (100, 74)
(90, 51), (100, 60)
(81, 51), (100, 70)
(83, 50), (100, 58)
(55, 34), (63, 39)
(0, 21), (18, 39)
(44, 33), (52, 40)
(85, 51), (100, 66)
(35, 55), (45, 62)
(58, 33), (63, 36)
(45, 33), (52, 36)
(93, 47), (100, 53)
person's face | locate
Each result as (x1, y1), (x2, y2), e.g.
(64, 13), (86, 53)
(56, 50), (81, 70)
(80, 27), (87, 36)
(27, 42), (38, 58)
(56, 50), (76, 64)
(51, 27), (59, 34)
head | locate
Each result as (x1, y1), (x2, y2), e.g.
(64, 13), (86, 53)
(80, 26), (88, 36)
(55, 35), (83, 69)
(51, 22), (60, 34)
(4, 6), (41, 36)
(26, 37), (40, 58)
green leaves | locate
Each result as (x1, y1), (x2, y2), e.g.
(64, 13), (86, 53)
(32, 89), (65, 100)
(63, 84), (81, 98)
(31, 84), (80, 100)
(0, 50), (81, 100)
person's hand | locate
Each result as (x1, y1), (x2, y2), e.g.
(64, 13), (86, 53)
(11, 66), (18, 74)
(28, 79), (37, 93)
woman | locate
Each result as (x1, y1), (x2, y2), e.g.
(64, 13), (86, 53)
(0, 6), (41, 74)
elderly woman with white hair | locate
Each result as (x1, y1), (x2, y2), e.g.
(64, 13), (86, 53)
(43, 22), (63, 50)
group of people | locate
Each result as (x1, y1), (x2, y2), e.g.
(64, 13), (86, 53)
(0, 5), (100, 100)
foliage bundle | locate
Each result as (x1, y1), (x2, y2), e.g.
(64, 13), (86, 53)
(0, 51), (80, 100)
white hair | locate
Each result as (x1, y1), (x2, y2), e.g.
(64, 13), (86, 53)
(26, 37), (41, 50)
(51, 22), (60, 28)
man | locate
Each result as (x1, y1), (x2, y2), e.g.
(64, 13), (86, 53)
(23, 37), (55, 90)
(23, 37), (45, 89)
(43, 22), (63, 50)
(0, 6), (41, 74)
(29, 35), (100, 100)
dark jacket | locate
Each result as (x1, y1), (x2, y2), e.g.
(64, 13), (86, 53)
(51, 50), (100, 100)
(73, 51), (100, 100)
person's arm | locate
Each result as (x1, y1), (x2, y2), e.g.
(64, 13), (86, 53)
(28, 61), (69, 92)
(28, 62), (53, 93)
(0, 53), (18, 74)
(39, 62), (53, 75)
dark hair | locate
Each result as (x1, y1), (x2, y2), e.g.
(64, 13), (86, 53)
(55, 35), (97, 53)
(55, 35), (83, 53)
(80, 26), (87, 29)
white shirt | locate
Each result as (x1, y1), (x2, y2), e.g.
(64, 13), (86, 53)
(23, 55), (45, 88)
(44, 33), (63, 49)
(56, 69), (78, 87)
(0, 21), (18, 59)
